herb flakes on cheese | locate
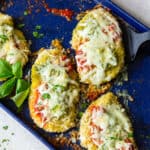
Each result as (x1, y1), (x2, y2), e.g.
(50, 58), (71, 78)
(71, 6), (124, 85)
(0, 13), (30, 66)
(29, 48), (79, 132)
(79, 92), (137, 150)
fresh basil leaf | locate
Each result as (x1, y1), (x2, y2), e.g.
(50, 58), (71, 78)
(16, 79), (30, 94)
(11, 88), (29, 108)
(12, 61), (22, 78)
(0, 77), (16, 98)
(0, 59), (13, 79)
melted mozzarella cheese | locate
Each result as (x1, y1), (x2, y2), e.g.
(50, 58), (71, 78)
(89, 104), (133, 149)
(0, 14), (29, 66)
(38, 63), (69, 87)
(35, 61), (79, 127)
(74, 8), (122, 85)
(0, 24), (13, 37)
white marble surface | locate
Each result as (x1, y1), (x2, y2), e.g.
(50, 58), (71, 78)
(112, 0), (150, 27)
(0, 106), (50, 150)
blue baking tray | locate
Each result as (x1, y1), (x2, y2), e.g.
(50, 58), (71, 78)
(0, 0), (150, 149)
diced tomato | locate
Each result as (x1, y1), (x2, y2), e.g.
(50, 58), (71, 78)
(90, 122), (103, 132)
(108, 23), (116, 31)
(43, 119), (48, 128)
(34, 90), (40, 108)
(89, 105), (104, 113)
(36, 105), (45, 111)
(79, 64), (95, 72)
(61, 55), (67, 61)
(89, 105), (104, 145)
(83, 65), (91, 71)
(76, 50), (83, 55)
(77, 58), (81, 62)
(92, 138), (104, 145)
(80, 59), (87, 65)
(120, 147), (126, 150)
(36, 112), (43, 118)
(67, 64), (73, 71)
(102, 28), (108, 35)
(36, 112), (47, 126)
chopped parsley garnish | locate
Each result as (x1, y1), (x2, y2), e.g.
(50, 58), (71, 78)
(32, 31), (44, 38)
(32, 25), (43, 38)
(2, 126), (8, 130)
(18, 24), (25, 29)
(1, 139), (9, 143)
(24, 10), (28, 16)
(53, 85), (65, 91)
(81, 103), (88, 109)
(32, 31), (38, 37)
(128, 132), (134, 137)
(11, 132), (15, 136)
(0, 35), (8, 43)
(42, 93), (50, 99)
(35, 25), (41, 30)
(78, 112), (83, 118)
(110, 136), (122, 141)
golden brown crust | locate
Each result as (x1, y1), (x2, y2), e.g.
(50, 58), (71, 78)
(86, 83), (111, 100)
(0, 12), (13, 26)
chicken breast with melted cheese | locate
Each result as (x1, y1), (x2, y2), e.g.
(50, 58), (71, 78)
(0, 13), (30, 66)
(29, 45), (79, 132)
(71, 6), (124, 85)
(80, 92), (137, 150)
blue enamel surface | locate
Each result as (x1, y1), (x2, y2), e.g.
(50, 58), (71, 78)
(1, 0), (150, 149)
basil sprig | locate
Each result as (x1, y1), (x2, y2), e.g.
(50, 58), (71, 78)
(0, 59), (13, 79)
(12, 88), (29, 108)
(11, 79), (30, 108)
(0, 59), (30, 108)
(0, 77), (16, 98)
(12, 61), (23, 78)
